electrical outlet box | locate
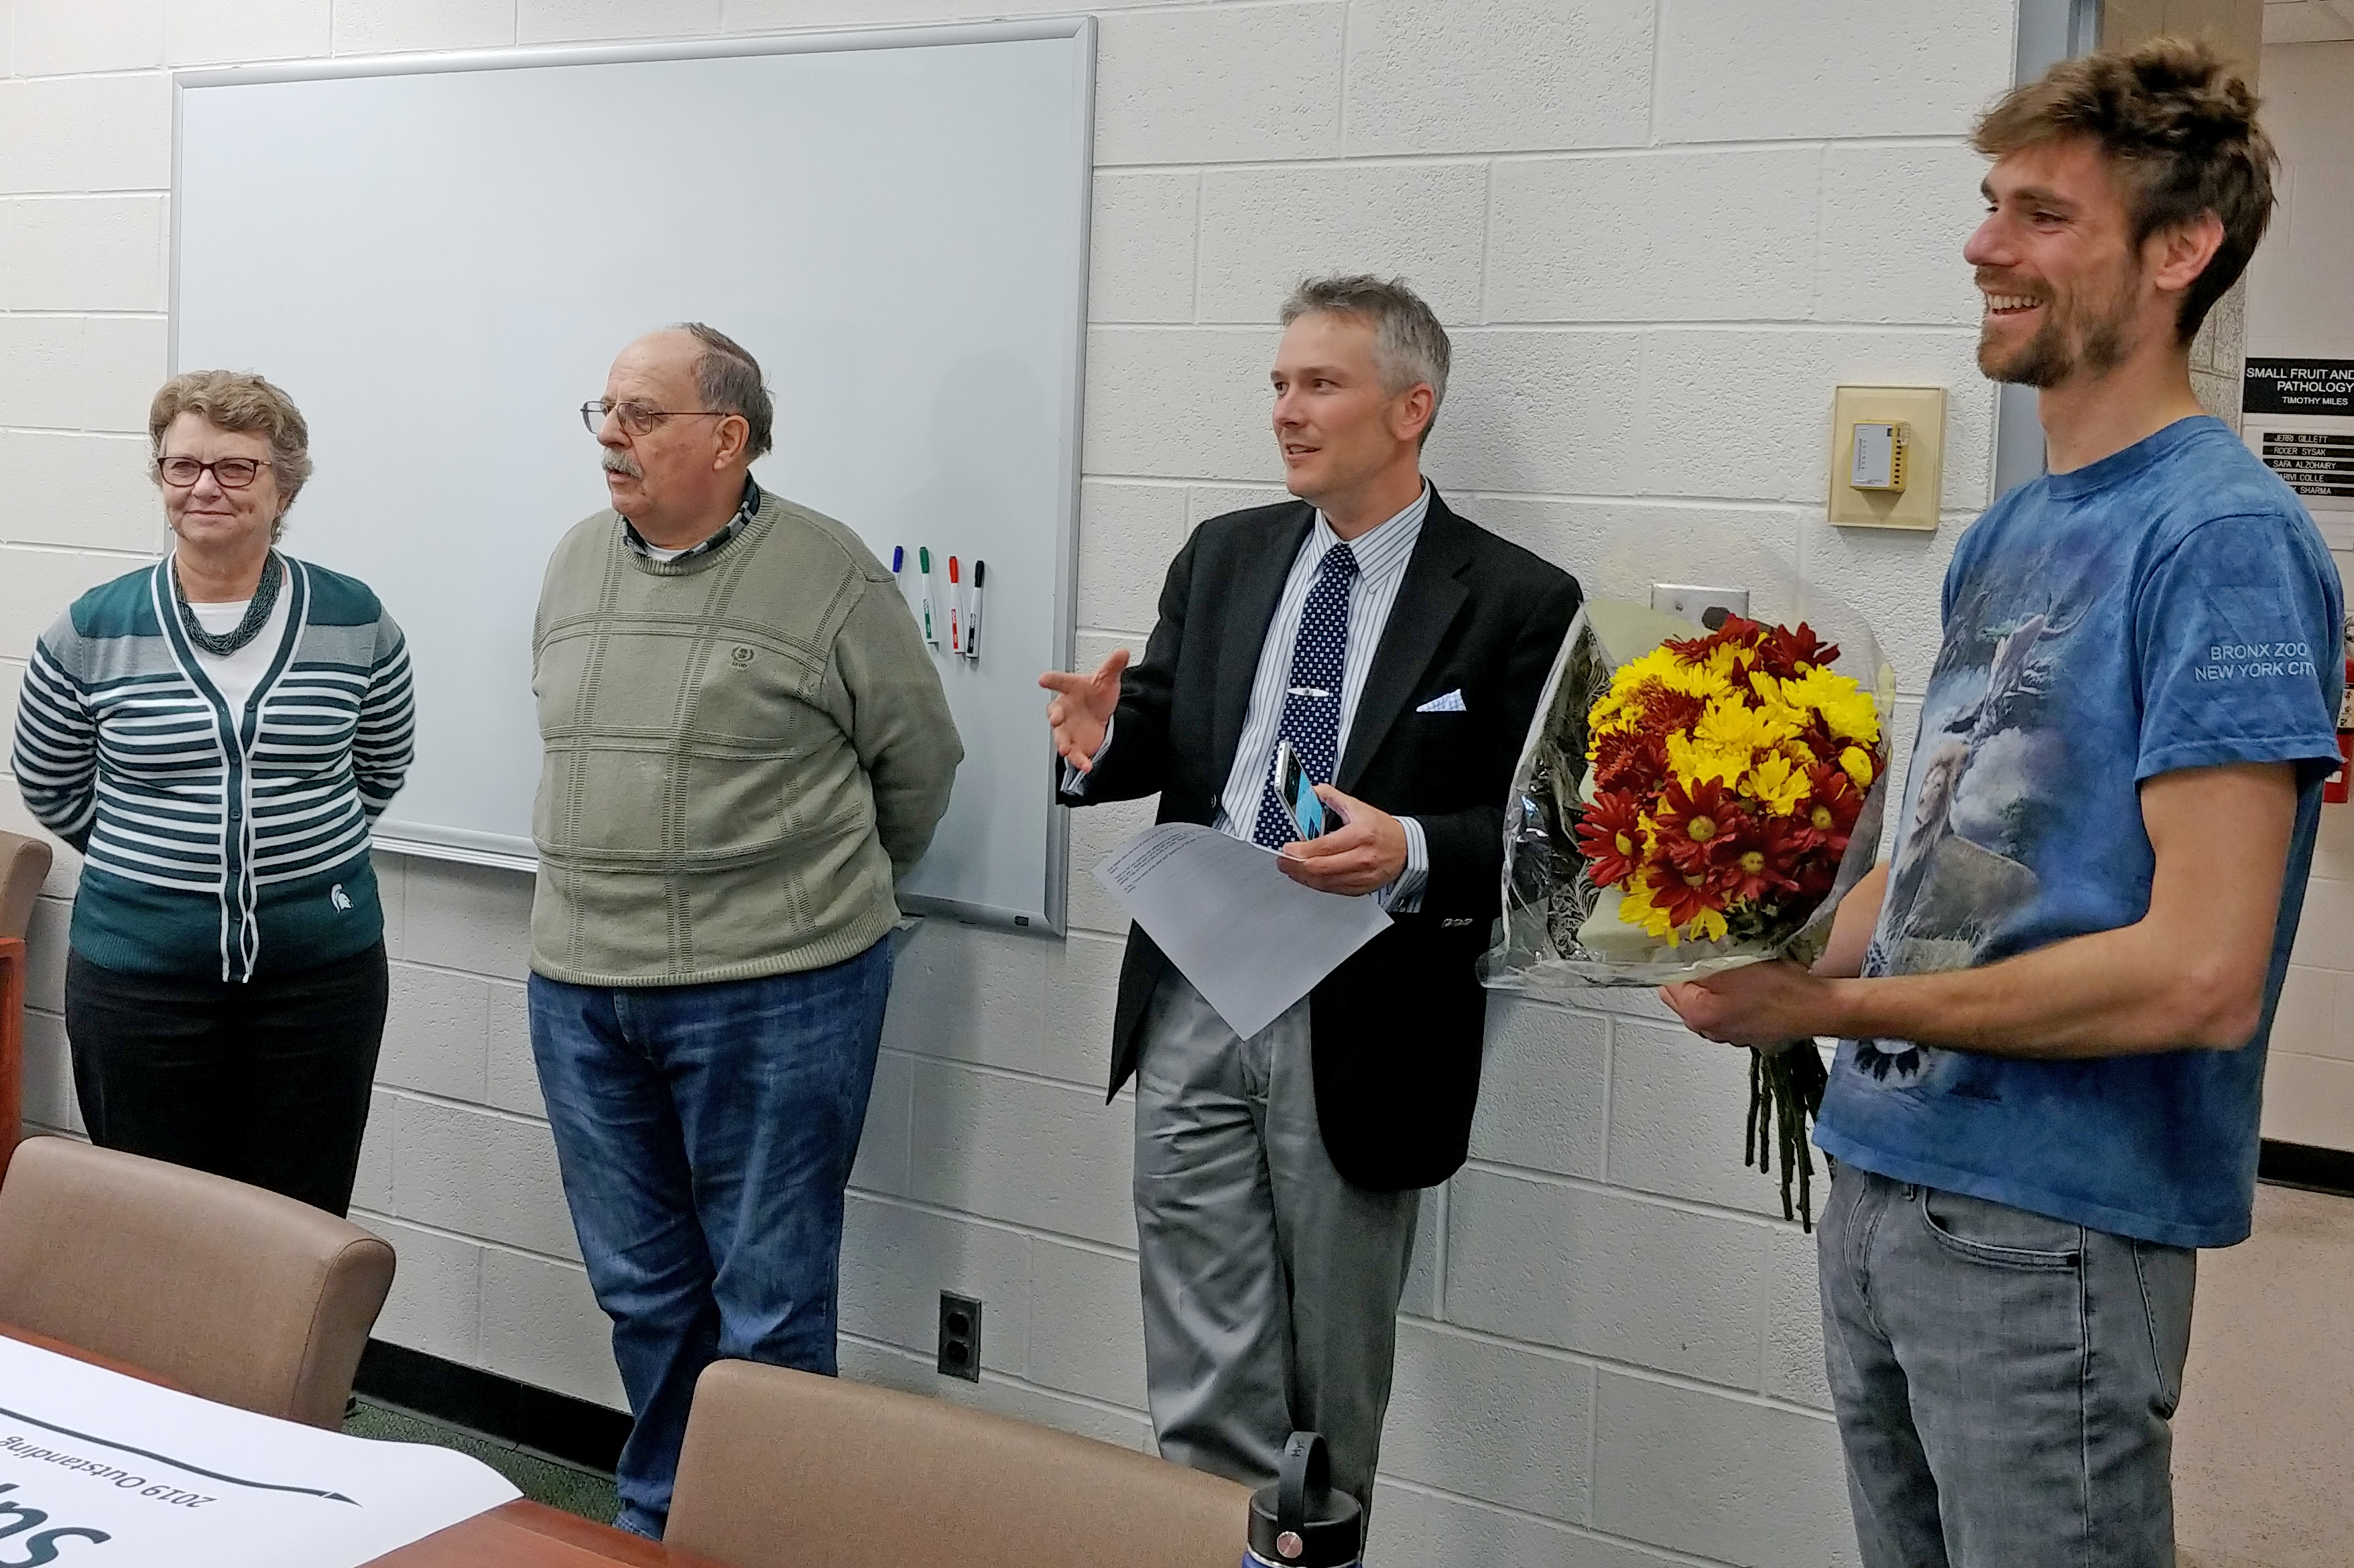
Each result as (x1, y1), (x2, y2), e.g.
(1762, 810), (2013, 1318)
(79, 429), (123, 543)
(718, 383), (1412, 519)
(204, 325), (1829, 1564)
(1830, 385), (1944, 529)
(937, 1292), (982, 1383)
(1650, 584), (1750, 631)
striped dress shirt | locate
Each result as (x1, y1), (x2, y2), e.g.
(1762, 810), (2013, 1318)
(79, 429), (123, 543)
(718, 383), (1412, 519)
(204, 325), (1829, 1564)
(11, 555), (415, 982)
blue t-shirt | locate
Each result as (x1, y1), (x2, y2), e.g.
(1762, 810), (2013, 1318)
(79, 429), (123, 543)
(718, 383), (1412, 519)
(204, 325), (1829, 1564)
(1814, 416), (2343, 1248)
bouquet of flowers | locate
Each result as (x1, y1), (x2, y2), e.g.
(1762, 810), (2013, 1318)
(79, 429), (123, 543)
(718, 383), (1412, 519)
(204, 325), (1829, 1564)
(1483, 599), (1896, 1226)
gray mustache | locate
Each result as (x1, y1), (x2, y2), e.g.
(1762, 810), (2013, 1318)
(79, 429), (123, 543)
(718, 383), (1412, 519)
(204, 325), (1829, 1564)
(602, 453), (642, 479)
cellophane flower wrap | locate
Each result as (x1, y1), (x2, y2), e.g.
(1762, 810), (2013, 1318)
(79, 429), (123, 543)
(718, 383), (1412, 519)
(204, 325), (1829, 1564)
(1481, 598), (1896, 1227)
(1485, 599), (1896, 992)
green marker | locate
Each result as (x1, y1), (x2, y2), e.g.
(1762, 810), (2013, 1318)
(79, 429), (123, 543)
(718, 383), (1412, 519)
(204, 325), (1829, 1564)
(918, 547), (938, 646)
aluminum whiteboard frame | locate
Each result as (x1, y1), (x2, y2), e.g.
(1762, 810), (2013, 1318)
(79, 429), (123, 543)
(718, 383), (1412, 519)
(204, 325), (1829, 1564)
(170, 17), (1095, 935)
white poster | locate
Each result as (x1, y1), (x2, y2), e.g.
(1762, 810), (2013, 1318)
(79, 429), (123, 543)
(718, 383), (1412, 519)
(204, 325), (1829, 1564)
(0, 1336), (519, 1567)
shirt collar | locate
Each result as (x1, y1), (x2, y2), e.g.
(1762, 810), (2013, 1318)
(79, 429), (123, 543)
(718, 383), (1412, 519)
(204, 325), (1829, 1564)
(622, 474), (763, 563)
(1310, 480), (1430, 580)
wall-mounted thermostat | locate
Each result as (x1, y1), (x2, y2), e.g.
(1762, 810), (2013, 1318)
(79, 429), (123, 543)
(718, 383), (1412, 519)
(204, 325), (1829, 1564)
(1830, 385), (1945, 530)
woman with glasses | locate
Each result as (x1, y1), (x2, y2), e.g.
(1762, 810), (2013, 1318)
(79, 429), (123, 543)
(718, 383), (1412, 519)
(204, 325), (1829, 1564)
(8, 371), (414, 1216)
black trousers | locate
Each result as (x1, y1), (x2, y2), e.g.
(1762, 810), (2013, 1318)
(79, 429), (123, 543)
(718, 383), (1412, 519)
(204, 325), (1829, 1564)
(64, 941), (389, 1217)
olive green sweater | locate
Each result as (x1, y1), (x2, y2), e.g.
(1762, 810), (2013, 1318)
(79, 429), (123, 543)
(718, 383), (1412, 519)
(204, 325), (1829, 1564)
(530, 487), (961, 986)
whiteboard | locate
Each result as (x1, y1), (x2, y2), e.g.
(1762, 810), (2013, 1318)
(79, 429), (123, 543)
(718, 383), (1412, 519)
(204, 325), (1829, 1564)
(170, 21), (1094, 931)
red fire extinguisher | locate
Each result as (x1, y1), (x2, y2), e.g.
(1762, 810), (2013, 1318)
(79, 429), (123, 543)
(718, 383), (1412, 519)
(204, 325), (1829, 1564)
(2328, 654), (2354, 805)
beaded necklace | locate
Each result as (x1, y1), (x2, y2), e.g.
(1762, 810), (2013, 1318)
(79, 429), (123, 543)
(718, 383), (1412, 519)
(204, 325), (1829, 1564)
(172, 551), (284, 656)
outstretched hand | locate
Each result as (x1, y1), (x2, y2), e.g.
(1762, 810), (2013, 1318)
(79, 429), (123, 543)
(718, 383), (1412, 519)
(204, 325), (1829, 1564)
(1038, 648), (1129, 773)
(1278, 784), (1408, 897)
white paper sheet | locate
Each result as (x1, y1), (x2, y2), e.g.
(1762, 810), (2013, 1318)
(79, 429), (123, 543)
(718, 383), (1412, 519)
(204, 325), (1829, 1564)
(1094, 823), (1391, 1038)
(0, 1335), (520, 1568)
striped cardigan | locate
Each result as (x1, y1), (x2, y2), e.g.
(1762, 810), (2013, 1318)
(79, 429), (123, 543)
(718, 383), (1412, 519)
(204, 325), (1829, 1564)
(11, 555), (415, 982)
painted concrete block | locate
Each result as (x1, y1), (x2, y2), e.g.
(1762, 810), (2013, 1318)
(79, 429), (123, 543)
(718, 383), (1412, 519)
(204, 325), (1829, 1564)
(1382, 1319), (1595, 1524)
(1445, 1168), (1768, 1387)
(1424, 330), (1641, 499)
(1469, 997), (1607, 1181)
(391, 1096), (580, 1261)
(9, 0), (164, 76)
(0, 545), (139, 662)
(479, 1247), (626, 1410)
(1606, 1017), (1790, 1220)
(19, 896), (68, 1015)
(2292, 878), (2354, 971)
(1024, 1234), (1145, 1409)
(0, 432), (170, 555)
(371, 852), (406, 960)
(394, 855), (536, 980)
(1076, 478), (1188, 635)
(1082, 326), (1285, 484)
(1062, 792), (1154, 937)
(381, 962), (492, 1102)
(482, 978), (546, 1119)
(1087, 172), (1197, 326)
(0, 197), (166, 314)
(0, 75), (172, 194)
(1800, 506), (1967, 695)
(723, 0), (1168, 29)
(332, 0), (517, 54)
(908, 1057), (1137, 1250)
(1463, 495), (1808, 628)
(18, 1010), (80, 1133)
(849, 1046), (915, 1199)
(1399, 1183), (1442, 1319)
(1344, 0), (1653, 156)
(1591, 1371), (1857, 1567)
(1632, 328), (1992, 511)
(1656, 0), (2014, 143)
(518, 0), (722, 45)
(360, 1214), (483, 1366)
(1761, 1226), (1832, 1411)
(164, 0), (330, 64)
(1818, 143), (1989, 327)
(1196, 161), (1487, 326)
(881, 919), (1049, 1076)
(838, 1193), (1032, 1380)
(0, 316), (168, 436)
(1367, 1482), (1686, 1568)
(1093, 5), (1345, 168)
(353, 1090), (397, 1214)
(1488, 149), (1821, 324)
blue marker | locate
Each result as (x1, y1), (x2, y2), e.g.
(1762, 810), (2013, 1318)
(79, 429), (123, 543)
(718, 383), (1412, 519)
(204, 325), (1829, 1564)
(891, 545), (904, 574)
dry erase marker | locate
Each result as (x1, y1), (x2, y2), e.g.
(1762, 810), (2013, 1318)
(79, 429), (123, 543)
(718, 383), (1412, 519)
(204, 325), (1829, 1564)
(947, 556), (962, 655)
(891, 545), (904, 576)
(965, 560), (985, 659)
(918, 547), (937, 645)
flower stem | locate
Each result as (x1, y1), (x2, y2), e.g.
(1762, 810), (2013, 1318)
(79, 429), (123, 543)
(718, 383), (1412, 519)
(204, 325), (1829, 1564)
(1746, 1043), (1832, 1230)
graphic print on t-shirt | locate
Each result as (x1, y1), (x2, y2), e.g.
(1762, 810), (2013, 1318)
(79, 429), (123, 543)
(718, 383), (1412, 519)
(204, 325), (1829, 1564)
(1854, 537), (2117, 1083)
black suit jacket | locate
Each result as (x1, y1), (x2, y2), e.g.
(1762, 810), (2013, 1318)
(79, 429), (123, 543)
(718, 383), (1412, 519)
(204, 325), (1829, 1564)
(1064, 489), (1581, 1191)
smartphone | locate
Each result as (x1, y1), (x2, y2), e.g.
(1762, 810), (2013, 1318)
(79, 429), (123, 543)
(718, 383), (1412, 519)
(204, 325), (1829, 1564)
(1272, 739), (1327, 841)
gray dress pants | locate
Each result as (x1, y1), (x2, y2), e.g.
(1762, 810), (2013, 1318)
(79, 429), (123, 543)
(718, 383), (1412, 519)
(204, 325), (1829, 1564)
(1132, 968), (1421, 1511)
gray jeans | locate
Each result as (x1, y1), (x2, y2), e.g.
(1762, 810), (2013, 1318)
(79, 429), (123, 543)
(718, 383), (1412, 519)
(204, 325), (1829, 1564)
(1820, 1166), (2197, 1568)
(1132, 969), (1420, 1511)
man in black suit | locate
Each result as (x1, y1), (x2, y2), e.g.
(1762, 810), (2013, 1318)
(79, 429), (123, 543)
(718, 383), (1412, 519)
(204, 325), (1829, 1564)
(1040, 275), (1580, 1511)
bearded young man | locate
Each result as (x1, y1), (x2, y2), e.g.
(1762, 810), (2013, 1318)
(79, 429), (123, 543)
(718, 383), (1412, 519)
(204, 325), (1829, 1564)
(1663, 40), (2341, 1568)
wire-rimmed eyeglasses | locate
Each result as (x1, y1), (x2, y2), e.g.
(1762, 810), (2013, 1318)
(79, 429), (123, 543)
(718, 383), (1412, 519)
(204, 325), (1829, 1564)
(580, 399), (733, 437)
(158, 456), (265, 489)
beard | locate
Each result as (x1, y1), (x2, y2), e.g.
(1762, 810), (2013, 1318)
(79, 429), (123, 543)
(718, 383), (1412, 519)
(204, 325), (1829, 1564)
(1977, 267), (2139, 389)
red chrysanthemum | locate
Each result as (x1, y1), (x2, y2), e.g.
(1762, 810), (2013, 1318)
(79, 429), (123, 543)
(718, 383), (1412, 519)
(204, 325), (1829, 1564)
(1644, 860), (1727, 927)
(1653, 777), (1742, 874)
(1592, 728), (1671, 796)
(1574, 789), (1648, 890)
(1800, 763), (1865, 857)
(1719, 815), (1808, 906)
(1755, 621), (1841, 679)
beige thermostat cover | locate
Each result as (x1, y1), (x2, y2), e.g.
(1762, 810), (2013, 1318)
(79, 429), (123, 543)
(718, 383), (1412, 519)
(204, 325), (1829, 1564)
(1830, 385), (1945, 529)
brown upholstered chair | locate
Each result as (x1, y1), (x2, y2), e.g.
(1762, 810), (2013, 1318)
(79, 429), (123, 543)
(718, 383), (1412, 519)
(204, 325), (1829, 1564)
(668, 1360), (1251, 1568)
(0, 829), (51, 943)
(0, 1136), (395, 1427)
(0, 829), (53, 1181)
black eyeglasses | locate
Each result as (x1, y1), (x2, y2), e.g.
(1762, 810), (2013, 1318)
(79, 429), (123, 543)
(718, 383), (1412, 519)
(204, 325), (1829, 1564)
(159, 456), (266, 489)
(580, 400), (733, 437)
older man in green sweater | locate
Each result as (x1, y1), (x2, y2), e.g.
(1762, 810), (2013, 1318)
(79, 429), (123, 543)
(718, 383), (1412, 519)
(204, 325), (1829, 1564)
(529, 323), (960, 1541)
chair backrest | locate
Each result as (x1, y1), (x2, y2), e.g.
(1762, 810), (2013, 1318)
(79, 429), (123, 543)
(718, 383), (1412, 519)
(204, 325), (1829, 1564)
(0, 830), (52, 941)
(0, 1136), (395, 1427)
(668, 1360), (1252, 1568)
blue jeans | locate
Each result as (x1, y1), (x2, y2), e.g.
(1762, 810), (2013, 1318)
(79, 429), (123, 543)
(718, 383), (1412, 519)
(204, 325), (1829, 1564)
(528, 938), (892, 1539)
(1820, 1166), (2197, 1568)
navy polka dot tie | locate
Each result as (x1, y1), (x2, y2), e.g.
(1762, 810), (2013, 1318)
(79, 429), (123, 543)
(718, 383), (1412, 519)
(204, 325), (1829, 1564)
(1253, 543), (1359, 848)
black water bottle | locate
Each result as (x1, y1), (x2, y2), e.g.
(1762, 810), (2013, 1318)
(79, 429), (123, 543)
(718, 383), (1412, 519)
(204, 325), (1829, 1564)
(1245, 1432), (1363, 1568)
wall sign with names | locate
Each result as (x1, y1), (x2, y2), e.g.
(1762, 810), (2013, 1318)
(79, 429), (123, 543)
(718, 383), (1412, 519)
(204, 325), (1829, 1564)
(2243, 358), (2354, 544)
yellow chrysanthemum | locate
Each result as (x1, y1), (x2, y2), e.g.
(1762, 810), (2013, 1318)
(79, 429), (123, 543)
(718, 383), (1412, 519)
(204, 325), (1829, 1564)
(1781, 666), (1882, 746)
(1743, 752), (1810, 815)
(1841, 745), (1876, 789)
(1666, 730), (1747, 789)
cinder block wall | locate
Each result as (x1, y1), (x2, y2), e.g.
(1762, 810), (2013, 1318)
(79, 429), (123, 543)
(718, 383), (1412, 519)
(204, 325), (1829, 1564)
(0, 4), (2024, 1563)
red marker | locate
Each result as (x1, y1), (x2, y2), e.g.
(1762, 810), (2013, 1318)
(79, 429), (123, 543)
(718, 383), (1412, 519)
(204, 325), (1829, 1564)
(947, 556), (961, 656)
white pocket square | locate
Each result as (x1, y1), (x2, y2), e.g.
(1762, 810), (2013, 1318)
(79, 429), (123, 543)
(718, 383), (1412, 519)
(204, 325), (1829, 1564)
(1416, 690), (1467, 713)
